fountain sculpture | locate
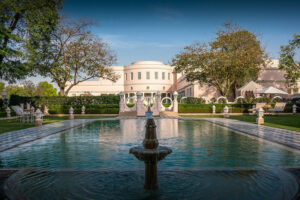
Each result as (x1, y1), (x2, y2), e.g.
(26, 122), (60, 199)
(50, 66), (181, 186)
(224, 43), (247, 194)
(129, 109), (172, 190)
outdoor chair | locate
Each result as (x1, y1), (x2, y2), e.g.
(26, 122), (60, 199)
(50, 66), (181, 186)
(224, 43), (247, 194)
(248, 103), (266, 113)
(268, 102), (286, 112)
(11, 105), (32, 123)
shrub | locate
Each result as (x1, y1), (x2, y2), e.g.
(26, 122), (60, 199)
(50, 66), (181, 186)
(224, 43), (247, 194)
(178, 104), (253, 113)
(48, 104), (119, 114)
(9, 95), (120, 106)
(0, 108), (16, 118)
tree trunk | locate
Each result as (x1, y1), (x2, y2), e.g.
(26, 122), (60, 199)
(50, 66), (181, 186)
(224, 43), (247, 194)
(60, 88), (65, 96)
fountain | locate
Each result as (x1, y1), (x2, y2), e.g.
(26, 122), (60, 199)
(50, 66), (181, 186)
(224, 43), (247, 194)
(129, 108), (172, 190)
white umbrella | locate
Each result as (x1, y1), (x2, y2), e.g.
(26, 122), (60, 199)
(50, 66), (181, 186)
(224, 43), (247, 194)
(257, 86), (288, 95)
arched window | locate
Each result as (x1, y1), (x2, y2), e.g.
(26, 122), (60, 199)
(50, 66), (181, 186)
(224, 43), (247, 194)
(147, 86), (150, 90)
(131, 87), (133, 90)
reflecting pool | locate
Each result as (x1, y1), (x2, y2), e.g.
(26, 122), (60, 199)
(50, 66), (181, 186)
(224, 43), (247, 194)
(1, 119), (300, 199)
(1, 119), (300, 169)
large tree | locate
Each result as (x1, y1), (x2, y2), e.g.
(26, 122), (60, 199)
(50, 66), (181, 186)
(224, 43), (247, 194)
(279, 34), (300, 88)
(172, 23), (267, 99)
(35, 81), (57, 96)
(39, 17), (119, 96)
(0, 0), (63, 82)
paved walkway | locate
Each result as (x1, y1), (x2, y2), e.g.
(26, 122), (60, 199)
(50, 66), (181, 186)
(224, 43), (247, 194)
(0, 118), (116, 152)
(181, 117), (300, 150)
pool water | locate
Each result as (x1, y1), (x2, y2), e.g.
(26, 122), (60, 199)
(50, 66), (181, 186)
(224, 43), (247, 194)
(1, 119), (300, 199)
(1, 119), (300, 169)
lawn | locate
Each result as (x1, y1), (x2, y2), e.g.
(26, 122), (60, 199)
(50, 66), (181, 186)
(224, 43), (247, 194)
(0, 115), (117, 134)
(230, 115), (300, 132)
(180, 114), (300, 132)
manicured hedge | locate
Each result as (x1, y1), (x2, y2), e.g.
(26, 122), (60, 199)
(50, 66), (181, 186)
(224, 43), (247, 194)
(9, 95), (120, 106)
(47, 105), (119, 114)
(48, 104), (119, 114)
(0, 108), (16, 118)
(178, 104), (253, 113)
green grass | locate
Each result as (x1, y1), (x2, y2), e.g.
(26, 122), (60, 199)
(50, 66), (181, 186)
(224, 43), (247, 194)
(229, 115), (300, 132)
(181, 114), (300, 132)
(0, 115), (117, 134)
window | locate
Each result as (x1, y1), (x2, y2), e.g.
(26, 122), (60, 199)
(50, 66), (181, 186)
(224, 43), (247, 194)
(155, 72), (158, 79)
(131, 87), (133, 90)
(131, 72), (133, 80)
(168, 73), (170, 80)
(163, 86), (165, 90)
(138, 72), (141, 80)
(146, 72), (150, 79)
(162, 72), (165, 80)
(147, 86), (150, 90)
(125, 73), (127, 80)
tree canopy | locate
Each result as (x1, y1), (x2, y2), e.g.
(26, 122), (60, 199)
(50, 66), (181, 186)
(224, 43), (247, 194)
(279, 34), (300, 88)
(0, 0), (63, 82)
(172, 23), (267, 99)
(38, 17), (119, 96)
(4, 80), (57, 97)
(35, 81), (57, 96)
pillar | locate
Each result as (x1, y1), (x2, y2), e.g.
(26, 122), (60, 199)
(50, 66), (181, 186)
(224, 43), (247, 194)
(6, 107), (11, 118)
(173, 91), (178, 113)
(256, 107), (264, 124)
(144, 160), (158, 190)
(69, 107), (74, 120)
(137, 91), (147, 116)
(224, 106), (229, 118)
(119, 92), (126, 113)
(35, 109), (43, 126)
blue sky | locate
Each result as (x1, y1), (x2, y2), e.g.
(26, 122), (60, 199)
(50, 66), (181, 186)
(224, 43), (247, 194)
(62, 0), (300, 65)
(7, 0), (300, 86)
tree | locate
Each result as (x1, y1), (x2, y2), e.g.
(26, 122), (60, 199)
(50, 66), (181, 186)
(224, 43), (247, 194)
(279, 34), (300, 88)
(5, 85), (29, 97)
(172, 23), (267, 99)
(38, 17), (119, 96)
(0, 82), (5, 94)
(0, 0), (63, 82)
(21, 80), (36, 97)
(35, 81), (57, 96)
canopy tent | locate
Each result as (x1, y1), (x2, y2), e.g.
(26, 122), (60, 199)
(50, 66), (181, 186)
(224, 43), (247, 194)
(237, 81), (263, 97)
(257, 86), (288, 95)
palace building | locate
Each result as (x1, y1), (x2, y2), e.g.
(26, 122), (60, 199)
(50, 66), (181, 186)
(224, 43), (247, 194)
(67, 60), (300, 99)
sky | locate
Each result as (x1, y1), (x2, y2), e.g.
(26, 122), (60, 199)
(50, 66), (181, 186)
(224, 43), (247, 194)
(8, 0), (300, 86)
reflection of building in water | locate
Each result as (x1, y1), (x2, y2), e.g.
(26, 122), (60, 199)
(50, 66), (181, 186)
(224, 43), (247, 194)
(156, 119), (178, 139)
(119, 119), (146, 143)
(119, 118), (179, 141)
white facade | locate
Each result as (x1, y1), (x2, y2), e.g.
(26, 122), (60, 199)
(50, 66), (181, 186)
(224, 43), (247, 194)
(67, 61), (175, 98)
(67, 59), (300, 99)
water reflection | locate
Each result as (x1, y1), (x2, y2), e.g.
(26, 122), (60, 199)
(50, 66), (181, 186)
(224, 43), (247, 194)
(0, 119), (300, 169)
